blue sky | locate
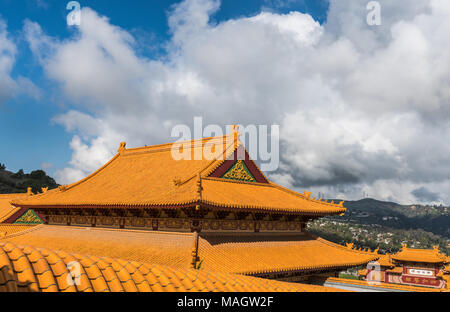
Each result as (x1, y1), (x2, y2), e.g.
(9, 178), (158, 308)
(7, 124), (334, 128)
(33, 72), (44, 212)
(1, 0), (449, 204)
(0, 0), (328, 174)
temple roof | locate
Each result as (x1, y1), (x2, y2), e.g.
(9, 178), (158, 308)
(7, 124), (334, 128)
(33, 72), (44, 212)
(391, 245), (447, 264)
(0, 225), (376, 275)
(0, 193), (28, 222)
(11, 132), (346, 216)
(0, 224), (36, 238)
(385, 267), (403, 274)
(374, 254), (394, 267)
(0, 241), (342, 292)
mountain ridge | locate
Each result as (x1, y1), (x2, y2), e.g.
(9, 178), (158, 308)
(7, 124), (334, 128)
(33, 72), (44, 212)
(0, 163), (59, 194)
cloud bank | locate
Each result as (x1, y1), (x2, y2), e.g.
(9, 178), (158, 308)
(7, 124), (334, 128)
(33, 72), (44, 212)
(23, 0), (450, 204)
(0, 19), (41, 105)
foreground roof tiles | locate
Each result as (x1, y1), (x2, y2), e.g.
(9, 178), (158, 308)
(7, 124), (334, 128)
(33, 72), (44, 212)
(1, 225), (377, 275)
(12, 134), (345, 215)
(0, 241), (341, 292)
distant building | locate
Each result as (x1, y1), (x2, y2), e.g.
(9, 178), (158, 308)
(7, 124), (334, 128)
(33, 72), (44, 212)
(359, 244), (449, 289)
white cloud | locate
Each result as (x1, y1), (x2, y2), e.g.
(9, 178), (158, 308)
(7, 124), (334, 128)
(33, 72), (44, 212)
(0, 19), (41, 105)
(24, 0), (450, 204)
(0, 19), (18, 104)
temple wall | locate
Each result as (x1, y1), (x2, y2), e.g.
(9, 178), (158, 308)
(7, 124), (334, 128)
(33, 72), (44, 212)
(46, 215), (304, 233)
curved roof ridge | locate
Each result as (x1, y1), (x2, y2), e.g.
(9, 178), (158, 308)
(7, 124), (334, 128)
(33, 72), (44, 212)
(124, 134), (231, 153)
(0, 224), (43, 239)
(269, 182), (346, 210)
(11, 154), (120, 207)
(0, 207), (20, 223)
(26, 153), (122, 199)
(13, 135), (233, 201)
(202, 176), (273, 187)
(0, 193), (28, 198)
(313, 234), (380, 258)
(178, 133), (239, 186)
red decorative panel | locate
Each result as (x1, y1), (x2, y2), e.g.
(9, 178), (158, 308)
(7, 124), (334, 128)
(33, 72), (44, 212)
(209, 147), (268, 183)
(401, 275), (442, 287)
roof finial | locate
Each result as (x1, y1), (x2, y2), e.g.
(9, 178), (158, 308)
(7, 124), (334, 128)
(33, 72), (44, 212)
(27, 187), (33, 196)
(173, 176), (182, 186)
(230, 124), (242, 140)
(118, 142), (127, 153)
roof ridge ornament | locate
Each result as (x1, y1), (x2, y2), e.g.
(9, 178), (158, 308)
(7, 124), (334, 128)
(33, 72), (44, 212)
(27, 187), (34, 196)
(230, 124), (242, 147)
(231, 124), (240, 135)
(118, 142), (127, 153)
(303, 191), (311, 199)
(173, 176), (182, 186)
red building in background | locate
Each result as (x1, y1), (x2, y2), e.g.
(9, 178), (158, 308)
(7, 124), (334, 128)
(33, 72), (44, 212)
(360, 245), (449, 289)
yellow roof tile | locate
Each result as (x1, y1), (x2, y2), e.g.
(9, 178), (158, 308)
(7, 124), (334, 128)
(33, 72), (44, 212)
(0, 193), (29, 222)
(11, 134), (345, 216)
(1, 225), (376, 275)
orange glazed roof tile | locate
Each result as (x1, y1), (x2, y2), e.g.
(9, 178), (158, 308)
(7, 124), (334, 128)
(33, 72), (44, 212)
(374, 254), (394, 267)
(0, 224), (37, 238)
(0, 241), (343, 292)
(358, 269), (368, 276)
(197, 233), (378, 275)
(0, 193), (28, 222)
(392, 245), (447, 264)
(385, 267), (403, 274)
(11, 133), (345, 216)
(1, 225), (376, 275)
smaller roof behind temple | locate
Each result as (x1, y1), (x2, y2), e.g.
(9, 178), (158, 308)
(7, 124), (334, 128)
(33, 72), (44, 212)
(392, 244), (448, 264)
(0, 225), (378, 275)
(11, 130), (345, 216)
